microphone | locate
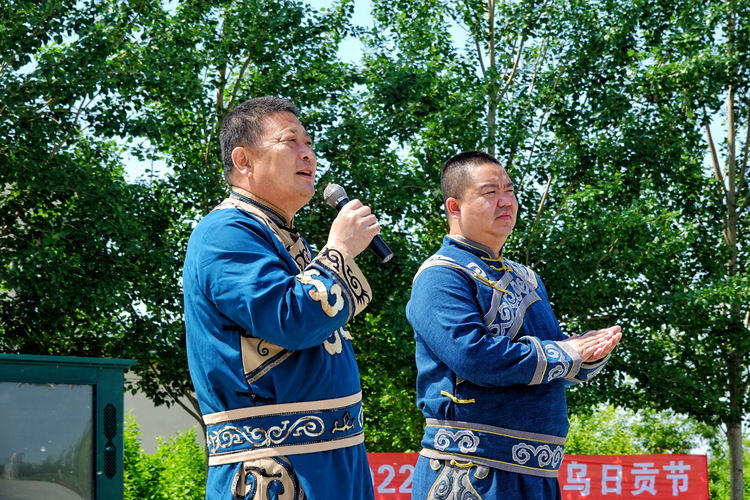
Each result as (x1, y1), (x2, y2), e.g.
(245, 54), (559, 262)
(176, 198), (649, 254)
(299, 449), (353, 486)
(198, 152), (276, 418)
(323, 183), (394, 263)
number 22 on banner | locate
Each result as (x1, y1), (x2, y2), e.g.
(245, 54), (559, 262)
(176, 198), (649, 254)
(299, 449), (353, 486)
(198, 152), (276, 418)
(368, 453), (418, 499)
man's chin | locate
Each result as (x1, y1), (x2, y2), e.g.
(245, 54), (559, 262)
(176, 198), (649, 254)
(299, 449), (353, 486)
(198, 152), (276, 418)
(298, 188), (316, 207)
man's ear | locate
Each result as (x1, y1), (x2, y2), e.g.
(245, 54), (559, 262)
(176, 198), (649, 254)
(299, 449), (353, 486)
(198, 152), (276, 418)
(231, 146), (252, 176)
(445, 197), (461, 220)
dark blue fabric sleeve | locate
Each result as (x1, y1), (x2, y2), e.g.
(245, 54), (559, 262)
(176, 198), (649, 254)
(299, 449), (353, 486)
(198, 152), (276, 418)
(192, 212), (364, 350)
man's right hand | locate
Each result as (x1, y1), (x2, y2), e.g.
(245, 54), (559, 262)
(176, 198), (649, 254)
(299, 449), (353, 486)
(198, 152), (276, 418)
(325, 199), (380, 258)
(561, 325), (622, 362)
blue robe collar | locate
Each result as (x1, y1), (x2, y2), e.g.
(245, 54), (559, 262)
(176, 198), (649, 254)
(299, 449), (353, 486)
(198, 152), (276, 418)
(445, 235), (503, 260)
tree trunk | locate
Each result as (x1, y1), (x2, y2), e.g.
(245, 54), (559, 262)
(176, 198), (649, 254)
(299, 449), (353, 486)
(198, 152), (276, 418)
(726, 420), (745, 500)
(486, 0), (497, 157)
(720, 3), (746, 489)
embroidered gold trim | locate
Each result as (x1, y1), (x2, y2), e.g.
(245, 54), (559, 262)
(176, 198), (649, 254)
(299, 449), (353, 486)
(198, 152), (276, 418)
(472, 273), (512, 293)
(440, 390), (476, 404)
(450, 459), (476, 469)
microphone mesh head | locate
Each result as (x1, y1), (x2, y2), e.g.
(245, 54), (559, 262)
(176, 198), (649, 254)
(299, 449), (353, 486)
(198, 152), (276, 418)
(323, 183), (347, 208)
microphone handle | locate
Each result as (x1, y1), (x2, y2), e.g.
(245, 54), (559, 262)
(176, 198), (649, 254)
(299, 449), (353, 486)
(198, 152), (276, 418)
(333, 198), (394, 263)
(369, 234), (394, 263)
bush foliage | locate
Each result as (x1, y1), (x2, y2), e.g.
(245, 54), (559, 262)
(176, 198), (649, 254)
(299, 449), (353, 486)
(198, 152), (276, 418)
(123, 415), (206, 500)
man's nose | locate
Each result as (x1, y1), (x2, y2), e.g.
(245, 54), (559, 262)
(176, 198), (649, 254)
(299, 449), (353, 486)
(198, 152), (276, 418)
(301, 145), (315, 161)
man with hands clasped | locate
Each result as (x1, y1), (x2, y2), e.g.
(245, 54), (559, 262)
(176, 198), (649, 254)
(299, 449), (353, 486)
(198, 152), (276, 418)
(407, 151), (622, 500)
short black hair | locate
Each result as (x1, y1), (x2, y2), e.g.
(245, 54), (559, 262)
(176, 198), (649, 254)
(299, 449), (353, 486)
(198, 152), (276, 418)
(440, 151), (504, 203)
(219, 96), (299, 183)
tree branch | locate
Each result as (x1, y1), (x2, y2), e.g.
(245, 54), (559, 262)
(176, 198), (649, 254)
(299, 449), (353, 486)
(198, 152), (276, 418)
(227, 53), (253, 114)
(445, 2), (486, 74)
(497, 33), (526, 102)
(534, 173), (553, 226)
(488, 0), (495, 70)
(470, 5), (487, 78)
(527, 61), (566, 163)
(172, 389), (203, 427)
(735, 95), (749, 203)
(47, 97), (89, 160)
(146, 359), (203, 426)
(705, 118), (724, 187)
(527, 37), (549, 97)
(726, 86), (736, 192)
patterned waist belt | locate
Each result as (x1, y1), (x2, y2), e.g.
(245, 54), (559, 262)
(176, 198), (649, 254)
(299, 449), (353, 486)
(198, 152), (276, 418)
(420, 418), (566, 478)
(203, 392), (364, 466)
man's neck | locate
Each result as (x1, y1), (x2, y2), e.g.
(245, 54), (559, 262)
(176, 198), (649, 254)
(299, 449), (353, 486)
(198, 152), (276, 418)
(229, 187), (295, 228)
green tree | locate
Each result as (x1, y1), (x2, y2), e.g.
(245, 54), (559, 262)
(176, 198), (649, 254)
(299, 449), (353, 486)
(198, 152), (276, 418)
(522, 1), (750, 497)
(0, 0), (367, 436)
(344, 2), (750, 492)
(0, 0), (202, 422)
(4, 6), (748, 495)
(309, 0), (482, 451)
(119, 0), (378, 434)
(0, 1), (168, 356)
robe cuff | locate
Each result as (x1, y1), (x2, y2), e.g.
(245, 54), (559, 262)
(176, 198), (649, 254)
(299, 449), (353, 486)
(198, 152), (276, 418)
(310, 245), (372, 319)
(565, 353), (610, 383)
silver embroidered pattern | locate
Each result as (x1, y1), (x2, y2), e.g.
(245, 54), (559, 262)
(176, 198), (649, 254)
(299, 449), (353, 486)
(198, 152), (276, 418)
(511, 443), (565, 468)
(207, 416), (325, 454)
(467, 262), (486, 279)
(544, 343), (569, 381)
(494, 275), (541, 339)
(496, 286), (521, 336)
(434, 429), (480, 453)
(429, 463), (483, 500)
(507, 261), (538, 288)
(424, 255), (457, 266)
(511, 275), (533, 295)
(586, 363), (606, 379)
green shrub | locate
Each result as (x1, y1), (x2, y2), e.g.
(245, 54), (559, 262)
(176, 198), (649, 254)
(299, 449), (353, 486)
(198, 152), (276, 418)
(566, 405), (750, 499)
(705, 433), (750, 500)
(566, 405), (714, 455)
(123, 415), (206, 500)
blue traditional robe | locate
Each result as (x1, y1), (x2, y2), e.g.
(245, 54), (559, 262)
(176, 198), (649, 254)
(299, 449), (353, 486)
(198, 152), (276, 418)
(183, 188), (375, 500)
(406, 235), (610, 500)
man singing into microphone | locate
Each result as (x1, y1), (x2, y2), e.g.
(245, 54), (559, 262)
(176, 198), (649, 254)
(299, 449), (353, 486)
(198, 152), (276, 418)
(183, 96), (379, 499)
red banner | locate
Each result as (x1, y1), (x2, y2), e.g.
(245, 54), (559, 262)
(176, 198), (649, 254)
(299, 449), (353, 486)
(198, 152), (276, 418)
(367, 453), (709, 499)
(559, 454), (709, 499)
